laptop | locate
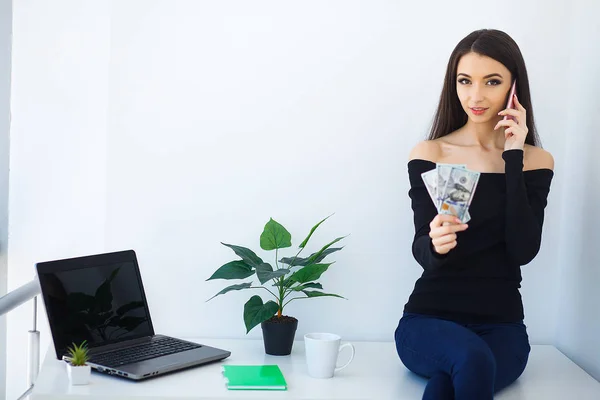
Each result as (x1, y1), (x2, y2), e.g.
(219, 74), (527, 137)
(36, 249), (231, 380)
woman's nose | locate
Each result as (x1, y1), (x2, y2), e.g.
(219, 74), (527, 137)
(470, 84), (485, 103)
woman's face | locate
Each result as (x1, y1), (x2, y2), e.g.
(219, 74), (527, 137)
(455, 52), (513, 123)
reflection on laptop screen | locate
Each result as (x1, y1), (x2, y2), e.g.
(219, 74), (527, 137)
(38, 261), (153, 355)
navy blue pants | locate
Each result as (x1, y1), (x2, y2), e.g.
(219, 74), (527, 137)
(395, 312), (531, 400)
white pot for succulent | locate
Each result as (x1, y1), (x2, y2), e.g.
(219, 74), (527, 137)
(66, 363), (91, 385)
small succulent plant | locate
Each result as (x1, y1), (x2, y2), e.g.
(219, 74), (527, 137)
(67, 341), (89, 366)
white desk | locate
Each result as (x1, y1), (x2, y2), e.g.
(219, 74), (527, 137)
(31, 339), (600, 400)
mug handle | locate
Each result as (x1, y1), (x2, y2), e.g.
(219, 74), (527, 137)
(334, 342), (355, 372)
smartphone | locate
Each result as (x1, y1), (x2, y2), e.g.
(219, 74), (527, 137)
(503, 80), (517, 122)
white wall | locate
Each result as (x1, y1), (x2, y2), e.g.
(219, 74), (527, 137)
(6, 0), (596, 398)
(8, 1), (110, 398)
(103, 0), (569, 343)
(555, 0), (600, 382)
(0, 0), (11, 396)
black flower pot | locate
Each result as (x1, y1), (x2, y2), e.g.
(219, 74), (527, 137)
(260, 316), (298, 356)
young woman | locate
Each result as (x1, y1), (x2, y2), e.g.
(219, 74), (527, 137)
(395, 29), (554, 400)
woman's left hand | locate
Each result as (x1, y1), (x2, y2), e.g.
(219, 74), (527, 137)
(495, 94), (528, 151)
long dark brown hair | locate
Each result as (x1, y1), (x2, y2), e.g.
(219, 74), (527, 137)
(428, 29), (541, 147)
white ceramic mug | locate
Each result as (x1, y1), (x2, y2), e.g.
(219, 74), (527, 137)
(304, 333), (355, 378)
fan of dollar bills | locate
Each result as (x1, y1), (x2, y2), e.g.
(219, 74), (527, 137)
(421, 164), (481, 223)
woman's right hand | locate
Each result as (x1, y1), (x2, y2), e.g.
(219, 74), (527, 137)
(429, 214), (469, 255)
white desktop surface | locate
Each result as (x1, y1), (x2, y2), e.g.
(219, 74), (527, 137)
(31, 338), (600, 400)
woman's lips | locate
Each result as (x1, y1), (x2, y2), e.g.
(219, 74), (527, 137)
(470, 107), (488, 115)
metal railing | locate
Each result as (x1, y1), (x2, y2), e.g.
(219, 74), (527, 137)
(0, 278), (41, 400)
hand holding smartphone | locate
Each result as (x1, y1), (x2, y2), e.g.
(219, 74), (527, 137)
(503, 80), (517, 122)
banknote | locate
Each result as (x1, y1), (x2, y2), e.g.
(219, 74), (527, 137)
(436, 164), (466, 206)
(421, 169), (439, 207)
(438, 167), (480, 222)
(421, 166), (471, 223)
(463, 210), (471, 223)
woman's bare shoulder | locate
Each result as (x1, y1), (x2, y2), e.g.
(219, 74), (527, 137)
(409, 140), (443, 163)
(524, 144), (554, 171)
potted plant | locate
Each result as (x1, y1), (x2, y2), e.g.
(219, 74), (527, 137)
(65, 340), (91, 385)
(207, 215), (347, 355)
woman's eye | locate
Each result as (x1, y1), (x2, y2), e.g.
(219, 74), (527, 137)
(487, 79), (502, 86)
(458, 78), (470, 85)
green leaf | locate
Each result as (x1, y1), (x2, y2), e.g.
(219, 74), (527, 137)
(206, 261), (254, 280)
(260, 218), (292, 251)
(288, 263), (333, 284)
(206, 282), (252, 301)
(279, 247), (343, 267)
(299, 214), (333, 248)
(275, 276), (295, 288)
(302, 290), (345, 299)
(255, 263), (290, 285)
(221, 243), (264, 268)
(243, 295), (279, 333)
(292, 282), (323, 291)
(67, 340), (89, 366)
(306, 236), (347, 265)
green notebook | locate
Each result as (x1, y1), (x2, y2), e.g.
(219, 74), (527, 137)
(221, 365), (287, 391)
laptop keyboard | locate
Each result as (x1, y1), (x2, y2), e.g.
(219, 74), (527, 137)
(89, 336), (202, 368)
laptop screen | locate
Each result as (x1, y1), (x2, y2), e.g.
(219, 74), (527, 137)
(38, 259), (153, 356)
